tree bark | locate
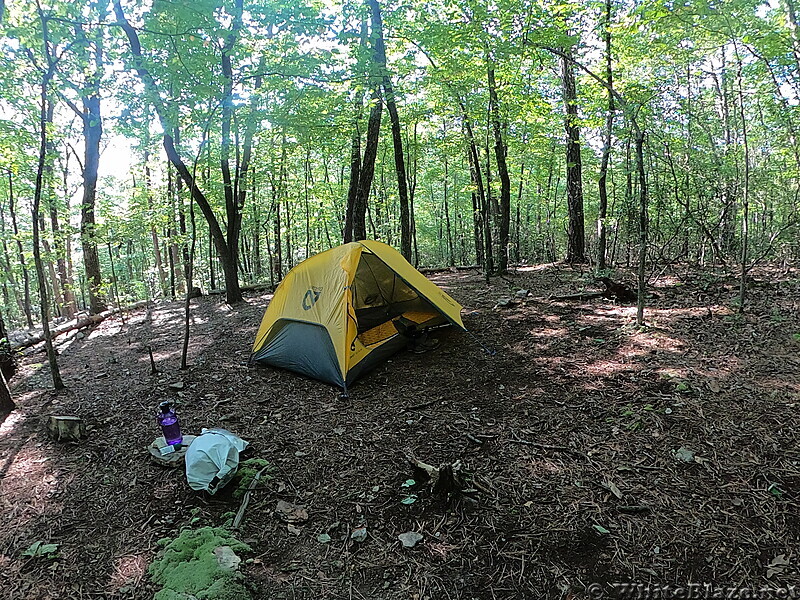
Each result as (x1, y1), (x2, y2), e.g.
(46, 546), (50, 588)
(561, 47), (586, 263)
(75, 4), (108, 315)
(8, 170), (34, 328)
(488, 65), (511, 272)
(597, 0), (614, 270)
(463, 111), (485, 267)
(31, 45), (64, 390)
(366, 0), (412, 259)
(0, 311), (12, 410)
(114, 0), (243, 303)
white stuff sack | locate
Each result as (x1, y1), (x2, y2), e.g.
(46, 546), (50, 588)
(185, 428), (249, 495)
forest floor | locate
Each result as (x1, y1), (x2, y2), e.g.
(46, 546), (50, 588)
(1, 263), (799, 600)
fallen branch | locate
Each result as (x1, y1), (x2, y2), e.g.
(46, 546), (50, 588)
(508, 434), (587, 459)
(233, 466), (269, 529)
(549, 291), (605, 302)
(10, 300), (149, 351)
(206, 283), (273, 296)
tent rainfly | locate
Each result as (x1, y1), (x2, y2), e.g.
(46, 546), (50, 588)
(251, 240), (466, 390)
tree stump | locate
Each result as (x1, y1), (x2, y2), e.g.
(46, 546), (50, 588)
(47, 416), (86, 442)
(148, 435), (197, 467)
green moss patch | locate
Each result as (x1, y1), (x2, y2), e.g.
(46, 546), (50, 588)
(231, 458), (272, 500)
(149, 527), (252, 600)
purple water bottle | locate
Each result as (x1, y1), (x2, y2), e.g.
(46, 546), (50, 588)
(158, 401), (183, 447)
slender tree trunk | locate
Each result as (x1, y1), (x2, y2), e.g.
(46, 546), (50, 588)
(409, 122), (419, 265)
(488, 65), (511, 272)
(144, 149), (168, 296)
(562, 47), (586, 263)
(483, 143), (495, 279)
(181, 197), (197, 370)
(366, 0), (412, 259)
(49, 193), (75, 318)
(115, 0), (243, 303)
(9, 170), (34, 328)
(344, 114), (362, 243)
(465, 120), (485, 267)
(735, 46), (750, 312)
(597, 0), (614, 270)
(0, 200), (20, 315)
(32, 68), (64, 390)
(354, 88), (382, 241)
(443, 154), (455, 265)
(635, 128), (648, 326)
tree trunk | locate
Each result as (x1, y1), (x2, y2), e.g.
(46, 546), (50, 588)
(0, 369), (12, 415)
(114, 0), (243, 304)
(735, 46), (750, 312)
(463, 114), (485, 267)
(144, 149), (168, 296)
(366, 0), (412, 259)
(0, 309), (13, 413)
(31, 64), (64, 390)
(488, 65), (511, 273)
(562, 47), (586, 263)
(354, 88), (382, 241)
(78, 16), (108, 315)
(597, 0), (614, 270)
(635, 128), (648, 326)
(344, 114), (362, 243)
(483, 143), (495, 279)
(8, 170), (34, 328)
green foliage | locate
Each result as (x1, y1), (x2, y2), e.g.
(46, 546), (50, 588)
(231, 458), (271, 501)
(21, 540), (59, 559)
(149, 527), (252, 600)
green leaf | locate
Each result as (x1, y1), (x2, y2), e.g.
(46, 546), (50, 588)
(593, 525), (610, 535)
(401, 479), (415, 488)
(400, 495), (417, 505)
(22, 541), (59, 558)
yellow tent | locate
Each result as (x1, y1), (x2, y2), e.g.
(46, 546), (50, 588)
(251, 240), (465, 389)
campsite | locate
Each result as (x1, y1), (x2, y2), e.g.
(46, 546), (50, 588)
(2, 263), (799, 599)
(2, 0), (800, 597)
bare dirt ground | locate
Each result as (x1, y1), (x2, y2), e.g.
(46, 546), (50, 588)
(1, 263), (799, 600)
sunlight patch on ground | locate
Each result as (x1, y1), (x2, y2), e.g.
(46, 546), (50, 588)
(515, 263), (560, 273)
(524, 457), (564, 476)
(584, 359), (637, 377)
(109, 553), (148, 591)
(0, 410), (24, 439)
(529, 327), (567, 339)
(85, 322), (127, 340)
(622, 329), (688, 358)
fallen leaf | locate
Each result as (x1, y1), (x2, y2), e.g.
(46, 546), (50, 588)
(707, 379), (721, 393)
(593, 525), (610, 535)
(276, 500), (308, 523)
(317, 533), (332, 544)
(604, 480), (623, 500)
(767, 554), (790, 578)
(350, 526), (368, 543)
(398, 532), (423, 548)
(674, 447), (695, 463)
(287, 524), (302, 536)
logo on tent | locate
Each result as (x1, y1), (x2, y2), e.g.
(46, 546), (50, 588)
(302, 287), (323, 310)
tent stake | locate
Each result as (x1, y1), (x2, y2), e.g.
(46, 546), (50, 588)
(467, 330), (496, 356)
